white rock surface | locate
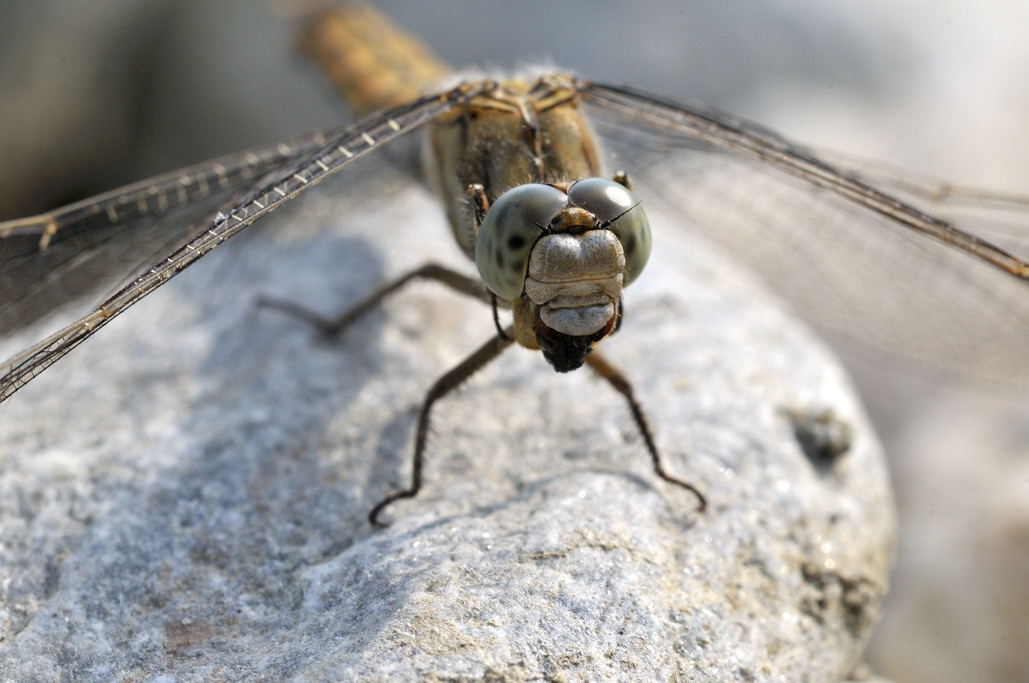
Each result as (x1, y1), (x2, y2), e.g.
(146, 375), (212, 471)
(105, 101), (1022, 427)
(0, 161), (893, 679)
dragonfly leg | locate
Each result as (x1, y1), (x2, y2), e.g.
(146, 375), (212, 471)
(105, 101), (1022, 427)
(370, 325), (517, 525)
(585, 349), (707, 512)
(257, 263), (492, 336)
(490, 294), (511, 340)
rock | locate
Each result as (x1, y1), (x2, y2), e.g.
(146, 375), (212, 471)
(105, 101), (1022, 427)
(0, 160), (894, 680)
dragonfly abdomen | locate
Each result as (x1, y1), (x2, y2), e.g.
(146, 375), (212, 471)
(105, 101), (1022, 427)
(299, 4), (451, 116)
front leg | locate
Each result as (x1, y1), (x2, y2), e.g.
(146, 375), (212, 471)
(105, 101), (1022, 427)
(258, 262), (515, 525)
(369, 325), (516, 526)
(586, 349), (707, 512)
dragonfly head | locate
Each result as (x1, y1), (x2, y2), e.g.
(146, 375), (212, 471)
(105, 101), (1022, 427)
(475, 178), (651, 372)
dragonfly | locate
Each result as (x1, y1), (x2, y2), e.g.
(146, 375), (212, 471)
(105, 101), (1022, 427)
(2, 4), (1028, 525)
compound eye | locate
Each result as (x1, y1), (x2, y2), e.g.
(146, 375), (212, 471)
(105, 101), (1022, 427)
(568, 178), (652, 285)
(475, 183), (567, 300)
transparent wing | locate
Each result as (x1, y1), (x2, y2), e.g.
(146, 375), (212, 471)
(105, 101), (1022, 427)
(0, 136), (330, 334)
(582, 80), (1029, 386)
(0, 85), (474, 403)
(5, 75), (1028, 404)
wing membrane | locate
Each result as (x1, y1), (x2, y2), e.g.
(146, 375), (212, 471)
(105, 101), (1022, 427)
(3, 74), (1029, 402)
(0, 85), (474, 403)
(581, 80), (1029, 385)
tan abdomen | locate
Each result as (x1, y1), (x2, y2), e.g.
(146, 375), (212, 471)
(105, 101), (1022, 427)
(298, 4), (452, 116)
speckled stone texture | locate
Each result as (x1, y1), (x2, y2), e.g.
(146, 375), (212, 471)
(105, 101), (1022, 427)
(0, 163), (893, 680)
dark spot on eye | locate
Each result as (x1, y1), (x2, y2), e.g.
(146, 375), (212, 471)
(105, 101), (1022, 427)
(495, 251), (504, 269)
(623, 234), (635, 253)
(507, 235), (525, 250)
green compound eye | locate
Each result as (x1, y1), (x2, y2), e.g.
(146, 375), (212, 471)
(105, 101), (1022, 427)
(474, 179), (652, 300)
(475, 184), (566, 300)
(567, 178), (651, 286)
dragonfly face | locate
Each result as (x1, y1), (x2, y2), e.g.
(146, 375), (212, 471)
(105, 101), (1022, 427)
(475, 177), (652, 371)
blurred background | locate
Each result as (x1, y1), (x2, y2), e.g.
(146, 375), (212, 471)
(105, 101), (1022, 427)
(1, 1), (1026, 680)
